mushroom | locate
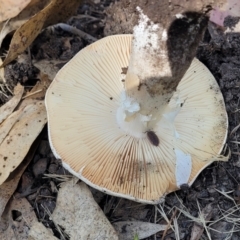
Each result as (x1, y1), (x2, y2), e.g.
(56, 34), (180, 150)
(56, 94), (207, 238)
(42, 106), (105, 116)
(45, 8), (229, 204)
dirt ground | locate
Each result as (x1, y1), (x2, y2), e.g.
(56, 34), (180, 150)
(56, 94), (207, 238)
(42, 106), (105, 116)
(2, 0), (240, 239)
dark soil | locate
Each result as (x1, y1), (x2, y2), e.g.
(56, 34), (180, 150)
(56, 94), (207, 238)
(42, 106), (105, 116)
(2, 1), (240, 239)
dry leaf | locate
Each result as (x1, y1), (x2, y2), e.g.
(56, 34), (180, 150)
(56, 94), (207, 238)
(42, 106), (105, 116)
(0, 0), (49, 47)
(52, 180), (118, 240)
(0, 59), (5, 82)
(0, 198), (38, 240)
(113, 221), (167, 240)
(28, 222), (58, 240)
(1, 0), (81, 67)
(0, 0), (31, 22)
(0, 83), (24, 124)
(0, 100), (47, 185)
(0, 132), (41, 217)
(0, 108), (23, 145)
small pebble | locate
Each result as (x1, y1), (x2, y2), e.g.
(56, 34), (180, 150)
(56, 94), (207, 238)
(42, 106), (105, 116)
(33, 158), (48, 178)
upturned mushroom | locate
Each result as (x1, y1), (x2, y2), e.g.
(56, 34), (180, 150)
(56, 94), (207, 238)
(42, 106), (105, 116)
(45, 5), (229, 204)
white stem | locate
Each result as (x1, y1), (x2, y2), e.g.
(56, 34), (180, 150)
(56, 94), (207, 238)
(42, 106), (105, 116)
(124, 7), (178, 126)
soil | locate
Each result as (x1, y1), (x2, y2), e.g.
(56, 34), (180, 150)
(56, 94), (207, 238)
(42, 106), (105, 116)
(2, 0), (240, 239)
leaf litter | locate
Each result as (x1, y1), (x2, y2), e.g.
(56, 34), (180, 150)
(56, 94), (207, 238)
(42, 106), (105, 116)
(0, 0), (82, 67)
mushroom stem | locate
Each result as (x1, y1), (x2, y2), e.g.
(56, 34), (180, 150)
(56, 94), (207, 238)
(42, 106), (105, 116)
(124, 7), (175, 119)
(120, 6), (209, 133)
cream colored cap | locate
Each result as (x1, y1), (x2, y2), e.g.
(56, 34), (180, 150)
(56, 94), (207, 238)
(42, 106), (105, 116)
(45, 35), (228, 204)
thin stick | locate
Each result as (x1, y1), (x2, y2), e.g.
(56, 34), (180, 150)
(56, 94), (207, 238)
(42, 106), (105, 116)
(161, 208), (178, 240)
(56, 23), (97, 43)
(22, 89), (43, 99)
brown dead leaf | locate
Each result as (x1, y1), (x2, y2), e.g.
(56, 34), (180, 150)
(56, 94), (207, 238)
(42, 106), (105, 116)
(0, 83), (24, 124)
(28, 222), (58, 240)
(0, 0), (31, 22)
(1, 0), (81, 67)
(0, 100), (47, 185)
(0, 0), (49, 47)
(52, 180), (118, 239)
(0, 198), (38, 239)
(0, 132), (41, 217)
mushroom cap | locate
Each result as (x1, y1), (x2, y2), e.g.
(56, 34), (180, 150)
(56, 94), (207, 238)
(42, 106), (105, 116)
(45, 35), (228, 204)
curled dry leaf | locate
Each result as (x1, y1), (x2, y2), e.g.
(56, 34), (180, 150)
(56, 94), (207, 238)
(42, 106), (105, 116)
(0, 100), (47, 185)
(0, 83), (24, 124)
(0, 0), (31, 22)
(0, 0), (49, 47)
(0, 198), (38, 240)
(113, 221), (167, 240)
(1, 0), (82, 67)
(52, 180), (118, 240)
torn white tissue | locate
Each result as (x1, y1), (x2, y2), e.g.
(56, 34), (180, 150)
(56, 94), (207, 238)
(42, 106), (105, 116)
(174, 149), (192, 187)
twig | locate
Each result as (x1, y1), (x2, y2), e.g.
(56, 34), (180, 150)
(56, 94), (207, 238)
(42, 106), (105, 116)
(22, 89), (43, 99)
(56, 23), (97, 43)
(161, 208), (178, 240)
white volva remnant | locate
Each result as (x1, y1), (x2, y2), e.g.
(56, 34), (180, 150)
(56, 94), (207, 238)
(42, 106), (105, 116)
(174, 149), (192, 187)
(175, 13), (184, 19)
(116, 92), (150, 138)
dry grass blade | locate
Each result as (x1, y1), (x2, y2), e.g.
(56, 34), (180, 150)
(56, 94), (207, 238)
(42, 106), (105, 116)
(43, 174), (73, 182)
(214, 189), (236, 204)
(230, 123), (240, 136)
(157, 204), (175, 233)
(173, 216), (180, 240)
(161, 208), (178, 240)
(190, 203), (213, 240)
(41, 204), (67, 240)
